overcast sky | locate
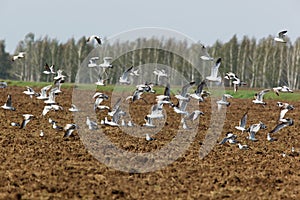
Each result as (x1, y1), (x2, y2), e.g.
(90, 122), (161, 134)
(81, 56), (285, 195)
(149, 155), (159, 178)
(0, 0), (299, 53)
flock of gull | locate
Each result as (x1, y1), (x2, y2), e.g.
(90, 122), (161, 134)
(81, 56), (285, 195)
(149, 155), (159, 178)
(1, 31), (298, 154)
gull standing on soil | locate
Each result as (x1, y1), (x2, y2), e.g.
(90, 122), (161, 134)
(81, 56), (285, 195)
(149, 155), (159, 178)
(274, 30), (287, 43)
(146, 134), (155, 141)
(1, 94), (15, 111)
(235, 111), (248, 133)
(12, 52), (25, 61)
(252, 89), (270, 105)
(206, 57), (222, 82)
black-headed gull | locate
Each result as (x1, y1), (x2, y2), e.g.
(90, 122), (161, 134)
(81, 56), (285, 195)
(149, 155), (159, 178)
(252, 89), (270, 105)
(99, 57), (113, 69)
(216, 94), (233, 111)
(20, 114), (34, 129)
(219, 132), (237, 145)
(246, 121), (267, 141)
(86, 35), (102, 45)
(235, 111), (248, 133)
(146, 134), (155, 141)
(119, 66), (133, 84)
(23, 86), (36, 98)
(1, 94), (15, 111)
(175, 81), (195, 101)
(36, 85), (52, 100)
(86, 117), (98, 130)
(269, 119), (293, 134)
(63, 124), (78, 137)
(273, 86), (293, 96)
(189, 80), (206, 102)
(274, 30), (287, 43)
(206, 57), (222, 82)
(200, 45), (214, 61)
(88, 57), (99, 68)
(153, 69), (168, 84)
(12, 52), (25, 61)
(0, 81), (7, 88)
(43, 63), (55, 74)
(237, 143), (249, 150)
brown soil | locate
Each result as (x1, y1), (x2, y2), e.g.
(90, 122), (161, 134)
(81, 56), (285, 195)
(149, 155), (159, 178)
(0, 86), (299, 199)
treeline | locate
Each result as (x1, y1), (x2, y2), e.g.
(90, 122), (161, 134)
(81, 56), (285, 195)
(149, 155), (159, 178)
(0, 32), (300, 89)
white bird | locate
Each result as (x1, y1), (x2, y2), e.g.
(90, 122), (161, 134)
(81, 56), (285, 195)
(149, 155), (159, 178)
(44, 88), (56, 104)
(20, 114), (34, 129)
(10, 122), (20, 127)
(99, 57), (113, 69)
(104, 117), (119, 127)
(206, 57), (222, 82)
(88, 57), (99, 68)
(119, 66), (134, 84)
(267, 133), (277, 142)
(147, 104), (164, 119)
(219, 132), (237, 145)
(145, 134), (155, 141)
(93, 92), (109, 110)
(216, 94), (233, 111)
(278, 103), (294, 123)
(23, 86), (36, 98)
(69, 104), (79, 112)
(95, 72), (108, 86)
(153, 69), (168, 84)
(43, 63), (55, 74)
(185, 110), (204, 121)
(86, 117), (98, 130)
(269, 119), (293, 134)
(175, 81), (195, 101)
(246, 121), (267, 141)
(52, 121), (63, 131)
(273, 86), (293, 96)
(235, 111), (248, 133)
(200, 45), (214, 61)
(252, 89), (270, 105)
(40, 130), (44, 137)
(86, 35), (102, 45)
(189, 80), (206, 102)
(53, 69), (66, 80)
(237, 143), (249, 150)
(0, 81), (7, 88)
(143, 116), (156, 128)
(36, 85), (52, 100)
(181, 118), (191, 130)
(12, 52), (25, 61)
(1, 94), (15, 111)
(63, 124), (78, 137)
(274, 30), (287, 43)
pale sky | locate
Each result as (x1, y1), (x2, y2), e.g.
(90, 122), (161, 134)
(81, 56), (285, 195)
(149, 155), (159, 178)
(0, 0), (299, 53)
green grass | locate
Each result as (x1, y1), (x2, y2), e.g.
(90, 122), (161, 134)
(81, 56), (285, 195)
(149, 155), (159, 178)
(2, 80), (300, 101)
